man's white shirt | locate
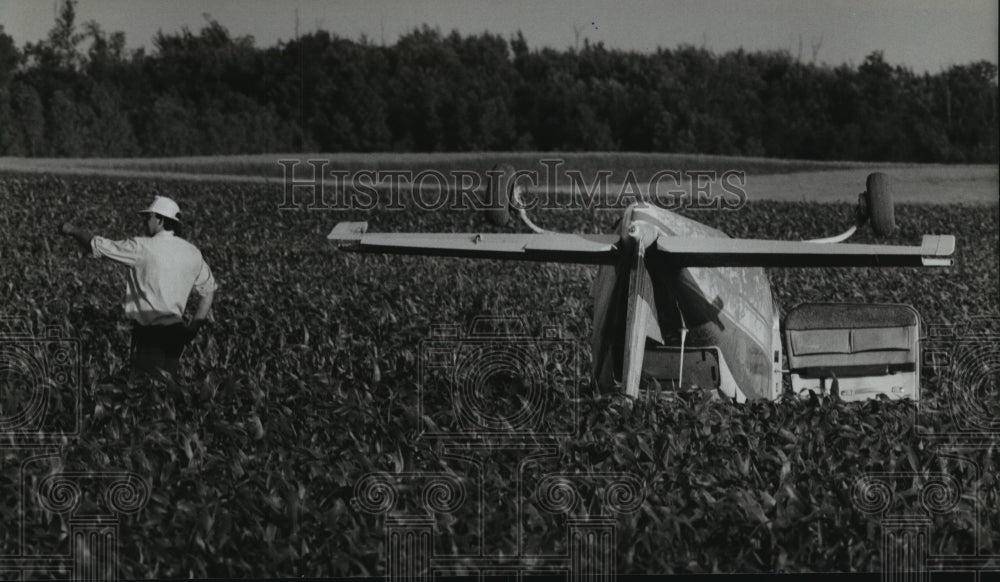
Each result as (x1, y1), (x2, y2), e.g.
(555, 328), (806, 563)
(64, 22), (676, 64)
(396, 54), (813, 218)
(91, 230), (217, 326)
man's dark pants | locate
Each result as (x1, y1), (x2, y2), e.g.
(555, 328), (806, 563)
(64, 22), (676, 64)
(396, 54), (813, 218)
(130, 323), (196, 379)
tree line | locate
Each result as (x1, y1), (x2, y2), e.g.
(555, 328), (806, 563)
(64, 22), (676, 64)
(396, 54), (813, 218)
(1, 1), (996, 162)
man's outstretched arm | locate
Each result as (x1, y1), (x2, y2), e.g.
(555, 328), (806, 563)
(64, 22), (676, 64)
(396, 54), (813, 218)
(62, 224), (142, 265)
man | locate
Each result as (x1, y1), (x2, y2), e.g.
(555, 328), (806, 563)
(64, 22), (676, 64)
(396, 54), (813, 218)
(60, 195), (218, 379)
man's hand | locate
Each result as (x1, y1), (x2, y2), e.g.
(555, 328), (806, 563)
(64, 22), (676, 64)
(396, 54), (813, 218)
(60, 223), (94, 248)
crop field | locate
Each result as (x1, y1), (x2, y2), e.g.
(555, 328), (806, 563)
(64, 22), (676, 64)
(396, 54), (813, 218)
(0, 166), (998, 578)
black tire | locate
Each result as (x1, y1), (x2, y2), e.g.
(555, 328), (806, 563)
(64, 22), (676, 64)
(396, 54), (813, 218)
(865, 172), (895, 236)
(486, 163), (514, 226)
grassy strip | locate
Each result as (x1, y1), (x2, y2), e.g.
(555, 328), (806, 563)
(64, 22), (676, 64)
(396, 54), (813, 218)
(1, 151), (913, 182)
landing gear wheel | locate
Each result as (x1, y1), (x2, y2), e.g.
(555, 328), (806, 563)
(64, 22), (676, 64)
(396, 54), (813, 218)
(864, 172), (895, 236)
(486, 164), (515, 226)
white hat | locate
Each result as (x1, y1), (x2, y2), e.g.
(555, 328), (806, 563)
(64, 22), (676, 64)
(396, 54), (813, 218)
(138, 196), (182, 222)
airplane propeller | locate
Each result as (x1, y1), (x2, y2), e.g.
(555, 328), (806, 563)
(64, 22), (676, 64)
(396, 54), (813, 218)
(621, 221), (658, 399)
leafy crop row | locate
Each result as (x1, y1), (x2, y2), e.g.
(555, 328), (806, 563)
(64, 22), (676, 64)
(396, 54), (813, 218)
(0, 173), (996, 576)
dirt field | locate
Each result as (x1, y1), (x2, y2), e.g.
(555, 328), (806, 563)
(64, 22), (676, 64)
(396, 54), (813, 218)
(539, 165), (997, 205)
(745, 165), (998, 204)
(0, 156), (995, 205)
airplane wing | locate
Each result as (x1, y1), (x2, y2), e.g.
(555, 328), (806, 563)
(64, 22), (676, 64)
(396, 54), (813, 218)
(330, 221), (954, 267)
(655, 235), (955, 267)
(328, 221), (622, 265)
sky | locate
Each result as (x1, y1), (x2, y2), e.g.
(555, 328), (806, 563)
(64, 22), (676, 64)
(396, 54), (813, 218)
(1, 0), (997, 74)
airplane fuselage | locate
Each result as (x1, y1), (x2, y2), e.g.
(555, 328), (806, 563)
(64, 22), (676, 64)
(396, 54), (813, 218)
(591, 204), (781, 400)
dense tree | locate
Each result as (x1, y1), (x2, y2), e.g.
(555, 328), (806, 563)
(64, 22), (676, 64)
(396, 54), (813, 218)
(0, 1), (996, 161)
